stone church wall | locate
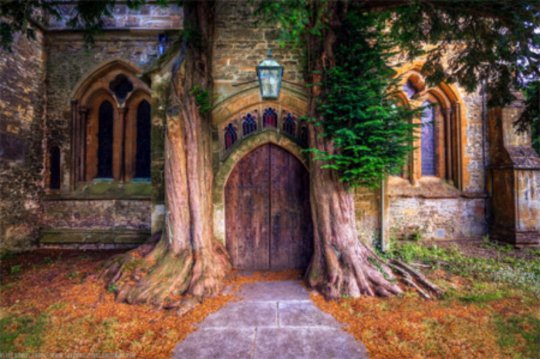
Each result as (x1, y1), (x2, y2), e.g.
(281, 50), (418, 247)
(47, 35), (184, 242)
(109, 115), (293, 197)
(212, 0), (489, 247)
(212, 0), (304, 103)
(386, 86), (488, 242)
(0, 30), (46, 252)
(39, 4), (181, 248)
(41, 33), (162, 247)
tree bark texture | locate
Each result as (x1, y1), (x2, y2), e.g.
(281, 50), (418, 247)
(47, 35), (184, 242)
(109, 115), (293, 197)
(103, 0), (231, 307)
(304, 0), (403, 299)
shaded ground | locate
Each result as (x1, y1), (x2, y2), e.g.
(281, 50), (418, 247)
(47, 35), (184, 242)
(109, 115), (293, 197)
(1, 242), (539, 358)
(173, 281), (367, 359)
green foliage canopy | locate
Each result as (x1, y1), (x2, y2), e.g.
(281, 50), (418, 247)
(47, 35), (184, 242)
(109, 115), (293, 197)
(313, 12), (418, 187)
(260, 0), (539, 186)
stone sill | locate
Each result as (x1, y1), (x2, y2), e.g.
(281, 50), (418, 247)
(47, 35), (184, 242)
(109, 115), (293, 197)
(388, 176), (487, 199)
(40, 228), (150, 245)
(44, 179), (152, 201)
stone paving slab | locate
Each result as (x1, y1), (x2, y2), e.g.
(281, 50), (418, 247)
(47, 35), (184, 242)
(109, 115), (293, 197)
(199, 301), (277, 328)
(238, 281), (310, 301)
(172, 328), (256, 359)
(172, 281), (369, 359)
(255, 327), (368, 359)
(278, 301), (339, 328)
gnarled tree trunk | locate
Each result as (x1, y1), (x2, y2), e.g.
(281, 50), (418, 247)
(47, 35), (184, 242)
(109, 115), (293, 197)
(103, 0), (231, 307)
(304, 0), (402, 299)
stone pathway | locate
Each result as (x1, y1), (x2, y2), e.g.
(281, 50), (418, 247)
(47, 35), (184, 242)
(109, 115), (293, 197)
(172, 281), (368, 359)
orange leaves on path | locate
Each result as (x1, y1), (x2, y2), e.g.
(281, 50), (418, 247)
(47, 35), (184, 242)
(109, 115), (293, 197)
(311, 285), (539, 359)
(0, 251), (303, 358)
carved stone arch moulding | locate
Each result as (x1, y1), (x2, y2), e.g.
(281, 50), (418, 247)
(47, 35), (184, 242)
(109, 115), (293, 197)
(217, 103), (310, 159)
(70, 60), (151, 188)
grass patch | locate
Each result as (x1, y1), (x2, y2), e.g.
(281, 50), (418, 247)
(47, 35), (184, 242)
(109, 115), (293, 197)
(384, 241), (540, 296)
(0, 313), (48, 352)
(495, 314), (540, 358)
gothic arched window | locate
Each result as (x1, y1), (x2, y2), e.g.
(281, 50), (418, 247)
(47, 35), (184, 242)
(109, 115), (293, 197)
(421, 103), (436, 176)
(224, 123), (237, 149)
(263, 108), (277, 128)
(282, 113), (296, 136)
(396, 71), (464, 189)
(49, 146), (61, 190)
(242, 113), (257, 136)
(72, 66), (151, 186)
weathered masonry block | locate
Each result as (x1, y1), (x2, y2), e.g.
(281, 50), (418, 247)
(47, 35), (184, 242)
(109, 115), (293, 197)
(488, 107), (540, 247)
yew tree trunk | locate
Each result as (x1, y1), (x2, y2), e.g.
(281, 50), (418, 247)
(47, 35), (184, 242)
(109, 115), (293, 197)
(103, 0), (230, 307)
(304, 0), (402, 299)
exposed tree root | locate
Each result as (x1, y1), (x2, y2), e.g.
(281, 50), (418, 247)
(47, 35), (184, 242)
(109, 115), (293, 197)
(306, 232), (442, 300)
(390, 259), (443, 298)
(307, 238), (404, 299)
(101, 231), (231, 309)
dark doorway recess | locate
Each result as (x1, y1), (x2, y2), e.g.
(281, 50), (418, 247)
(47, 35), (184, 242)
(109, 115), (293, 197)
(225, 144), (313, 270)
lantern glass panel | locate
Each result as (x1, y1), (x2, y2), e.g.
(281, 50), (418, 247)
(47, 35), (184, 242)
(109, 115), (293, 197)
(258, 68), (282, 99)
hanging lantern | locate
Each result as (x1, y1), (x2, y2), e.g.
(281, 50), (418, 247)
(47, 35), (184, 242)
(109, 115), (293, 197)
(256, 49), (284, 100)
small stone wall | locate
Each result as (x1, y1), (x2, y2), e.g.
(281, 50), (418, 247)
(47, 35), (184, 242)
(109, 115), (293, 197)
(41, 199), (151, 247)
(388, 196), (486, 241)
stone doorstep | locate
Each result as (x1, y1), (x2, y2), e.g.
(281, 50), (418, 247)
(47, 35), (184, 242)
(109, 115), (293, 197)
(237, 281), (311, 301)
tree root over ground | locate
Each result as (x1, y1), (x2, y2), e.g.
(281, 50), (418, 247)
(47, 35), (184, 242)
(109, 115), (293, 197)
(306, 241), (443, 300)
(100, 232), (231, 311)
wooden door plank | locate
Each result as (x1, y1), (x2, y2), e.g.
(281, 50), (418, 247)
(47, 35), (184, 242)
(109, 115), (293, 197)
(269, 145), (313, 270)
(225, 145), (270, 270)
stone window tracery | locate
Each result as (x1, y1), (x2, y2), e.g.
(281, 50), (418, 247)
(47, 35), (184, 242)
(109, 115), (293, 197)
(398, 71), (464, 189)
(219, 107), (308, 157)
(242, 113), (257, 136)
(70, 63), (152, 188)
(282, 113), (296, 136)
(263, 108), (278, 128)
(224, 123), (237, 149)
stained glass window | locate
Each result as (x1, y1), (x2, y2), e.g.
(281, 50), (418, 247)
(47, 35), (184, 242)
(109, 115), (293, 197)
(282, 113), (296, 136)
(263, 108), (277, 128)
(224, 123), (237, 149)
(421, 103), (436, 176)
(135, 100), (151, 178)
(242, 113), (257, 136)
(403, 80), (418, 99)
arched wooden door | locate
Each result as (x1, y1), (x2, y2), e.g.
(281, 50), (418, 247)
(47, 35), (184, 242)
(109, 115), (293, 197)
(225, 144), (313, 270)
